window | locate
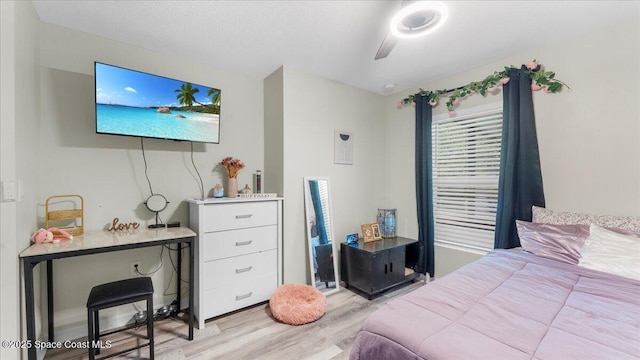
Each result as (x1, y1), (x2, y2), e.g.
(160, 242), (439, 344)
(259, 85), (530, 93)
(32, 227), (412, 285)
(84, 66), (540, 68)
(432, 107), (502, 253)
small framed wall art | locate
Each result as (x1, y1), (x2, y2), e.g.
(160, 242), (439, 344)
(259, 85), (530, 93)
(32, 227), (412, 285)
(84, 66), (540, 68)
(334, 130), (354, 165)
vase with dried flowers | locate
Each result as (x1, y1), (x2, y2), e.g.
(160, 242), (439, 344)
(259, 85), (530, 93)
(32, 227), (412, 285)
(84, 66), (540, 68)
(220, 157), (245, 198)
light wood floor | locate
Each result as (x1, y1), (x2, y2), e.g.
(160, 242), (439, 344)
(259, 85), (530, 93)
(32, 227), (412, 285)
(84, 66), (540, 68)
(45, 280), (425, 360)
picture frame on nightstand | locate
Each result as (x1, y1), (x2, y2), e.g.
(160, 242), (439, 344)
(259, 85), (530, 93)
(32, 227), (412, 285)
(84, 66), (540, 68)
(361, 223), (382, 242)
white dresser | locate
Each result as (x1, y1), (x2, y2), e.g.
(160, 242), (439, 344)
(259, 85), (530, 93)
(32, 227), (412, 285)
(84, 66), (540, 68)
(187, 197), (283, 328)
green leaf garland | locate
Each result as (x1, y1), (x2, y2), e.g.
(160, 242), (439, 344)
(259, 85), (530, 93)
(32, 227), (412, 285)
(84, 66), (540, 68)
(398, 60), (570, 114)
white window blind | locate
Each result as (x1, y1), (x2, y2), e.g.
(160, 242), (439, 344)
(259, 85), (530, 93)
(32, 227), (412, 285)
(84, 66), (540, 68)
(432, 108), (503, 253)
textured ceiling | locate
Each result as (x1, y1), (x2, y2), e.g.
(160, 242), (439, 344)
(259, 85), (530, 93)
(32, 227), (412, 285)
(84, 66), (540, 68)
(32, 0), (640, 95)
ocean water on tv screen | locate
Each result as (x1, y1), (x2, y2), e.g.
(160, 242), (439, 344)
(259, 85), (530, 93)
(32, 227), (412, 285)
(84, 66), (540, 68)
(97, 104), (219, 143)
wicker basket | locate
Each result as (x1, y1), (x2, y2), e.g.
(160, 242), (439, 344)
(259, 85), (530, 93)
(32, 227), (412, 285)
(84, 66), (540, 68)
(45, 194), (84, 236)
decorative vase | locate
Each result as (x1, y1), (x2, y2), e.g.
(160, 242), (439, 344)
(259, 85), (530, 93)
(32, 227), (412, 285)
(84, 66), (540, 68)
(227, 177), (238, 198)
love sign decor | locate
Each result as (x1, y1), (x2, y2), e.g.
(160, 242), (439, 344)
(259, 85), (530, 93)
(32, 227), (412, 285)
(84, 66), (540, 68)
(108, 217), (140, 231)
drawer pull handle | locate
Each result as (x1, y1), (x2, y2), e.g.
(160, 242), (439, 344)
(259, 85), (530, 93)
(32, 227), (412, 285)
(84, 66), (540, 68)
(235, 214), (253, 219)
(236, 240), (253, 246)
(236, 292), (253, 301)
(235, 266), (253, 274)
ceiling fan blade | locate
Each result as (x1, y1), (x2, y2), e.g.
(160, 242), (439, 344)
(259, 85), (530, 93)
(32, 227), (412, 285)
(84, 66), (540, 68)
(374, 31), (398, 60)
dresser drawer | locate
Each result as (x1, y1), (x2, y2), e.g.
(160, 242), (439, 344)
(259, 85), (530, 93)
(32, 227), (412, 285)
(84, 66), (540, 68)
(202, 249), (277, 290)
(203, 273), (278, 319)
(202, 225), (277, 261)
(203, 201), (277, 232)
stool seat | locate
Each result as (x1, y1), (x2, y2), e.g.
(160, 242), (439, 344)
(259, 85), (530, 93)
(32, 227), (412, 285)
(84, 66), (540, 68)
(87, 277), (154, 360)
(88, 277), (153, 309)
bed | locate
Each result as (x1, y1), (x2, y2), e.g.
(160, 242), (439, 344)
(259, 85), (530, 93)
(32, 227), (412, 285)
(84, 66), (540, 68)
(350, 208), (640, 360)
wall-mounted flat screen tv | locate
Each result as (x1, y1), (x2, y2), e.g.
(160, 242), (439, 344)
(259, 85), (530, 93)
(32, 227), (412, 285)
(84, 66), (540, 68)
(95, 62), (220, 143)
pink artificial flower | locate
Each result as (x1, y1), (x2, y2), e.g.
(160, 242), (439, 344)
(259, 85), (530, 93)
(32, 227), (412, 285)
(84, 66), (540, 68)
(531, 84), (543, 91)
(487, 86), (497, 93)
(544, 87), (553, 93)
(448, 110), (456, 116)
(452, 98), (460, 106)
(397, 100), (404, 109)
(411, 101), (416, 108)
(429, 99), (438, 107)
(500, 77), (510, 85)
(526, 61), (538, 70)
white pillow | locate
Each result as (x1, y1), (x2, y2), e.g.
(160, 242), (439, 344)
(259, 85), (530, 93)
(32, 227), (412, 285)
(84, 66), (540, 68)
(578, 224), (640, 281)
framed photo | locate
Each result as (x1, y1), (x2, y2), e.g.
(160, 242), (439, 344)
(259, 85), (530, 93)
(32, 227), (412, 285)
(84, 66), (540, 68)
(361, 223), (382, 243)
(346, 233), (359, 245)
(371, 223), (382, 240)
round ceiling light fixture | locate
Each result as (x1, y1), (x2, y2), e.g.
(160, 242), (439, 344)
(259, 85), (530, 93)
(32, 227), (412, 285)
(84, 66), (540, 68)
(390, 1), (449, 39)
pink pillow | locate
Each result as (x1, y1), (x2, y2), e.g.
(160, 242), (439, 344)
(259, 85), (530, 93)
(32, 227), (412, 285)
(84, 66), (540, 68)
(516, 220), (589, 264)
(516, 220), (640, 264)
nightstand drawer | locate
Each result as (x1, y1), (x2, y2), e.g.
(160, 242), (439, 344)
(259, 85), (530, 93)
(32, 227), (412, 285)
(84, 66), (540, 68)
(202, 249), (277, 290)
(202, 225), (277, 261)
(203, 273), (277, 319)
(203, 201), (277, 232)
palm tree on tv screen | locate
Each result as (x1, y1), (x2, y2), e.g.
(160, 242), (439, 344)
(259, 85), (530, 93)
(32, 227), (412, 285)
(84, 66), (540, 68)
(175, 83), (199, 108)
(207, 88), (221, 114)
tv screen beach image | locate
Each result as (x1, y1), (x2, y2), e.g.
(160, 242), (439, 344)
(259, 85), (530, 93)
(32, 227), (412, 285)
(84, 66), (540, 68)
(95, 62), (221, 143)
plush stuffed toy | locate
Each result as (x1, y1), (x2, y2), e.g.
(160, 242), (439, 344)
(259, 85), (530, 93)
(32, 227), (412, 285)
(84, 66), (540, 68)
(30, 227), (74, 244)
(30, 228), (53, 244)
(49, 227), (73, 242)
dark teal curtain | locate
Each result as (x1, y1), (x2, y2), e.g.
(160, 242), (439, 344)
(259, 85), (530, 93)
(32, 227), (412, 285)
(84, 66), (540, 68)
(494, 66), (546, 249)
(309, 181), (328, 245)
(415, 94), (435, 276)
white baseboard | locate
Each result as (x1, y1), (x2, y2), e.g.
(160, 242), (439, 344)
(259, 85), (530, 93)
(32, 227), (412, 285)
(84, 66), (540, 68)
(51, 310), (138, 343)
(35, 310), (137, 360)
(48, 297), (189, 343)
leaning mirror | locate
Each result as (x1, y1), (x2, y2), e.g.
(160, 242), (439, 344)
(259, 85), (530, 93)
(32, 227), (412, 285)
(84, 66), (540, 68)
(304, 177), (340, 295)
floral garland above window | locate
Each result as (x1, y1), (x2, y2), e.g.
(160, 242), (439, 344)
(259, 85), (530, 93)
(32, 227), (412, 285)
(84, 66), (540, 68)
(398, 60), (570, 115)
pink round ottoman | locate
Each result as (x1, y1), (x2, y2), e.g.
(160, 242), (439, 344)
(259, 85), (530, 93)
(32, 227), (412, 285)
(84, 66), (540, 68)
(269, 284), (326, 325)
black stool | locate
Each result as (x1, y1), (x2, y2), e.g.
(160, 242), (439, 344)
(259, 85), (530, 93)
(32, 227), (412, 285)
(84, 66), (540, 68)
(87, 277), (154, 360)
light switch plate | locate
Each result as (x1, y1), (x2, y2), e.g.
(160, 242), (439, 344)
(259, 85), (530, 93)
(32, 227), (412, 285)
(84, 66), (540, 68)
(1, 180), (16, 202)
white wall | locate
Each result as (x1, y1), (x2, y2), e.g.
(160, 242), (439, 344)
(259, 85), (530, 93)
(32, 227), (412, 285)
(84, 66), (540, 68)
(34, 22), (265, 333)
(264, 66), (284, 197)
(1, 1), (42, 358)
(384, 16), (640, 277)
(266, 67), (387, 284)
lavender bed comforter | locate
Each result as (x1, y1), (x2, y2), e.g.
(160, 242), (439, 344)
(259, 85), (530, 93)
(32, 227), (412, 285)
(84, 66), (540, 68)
(350, 249), (640, 360)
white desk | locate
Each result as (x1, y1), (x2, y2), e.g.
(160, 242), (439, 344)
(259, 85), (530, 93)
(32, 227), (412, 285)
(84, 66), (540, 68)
(20, 227), (196, 360)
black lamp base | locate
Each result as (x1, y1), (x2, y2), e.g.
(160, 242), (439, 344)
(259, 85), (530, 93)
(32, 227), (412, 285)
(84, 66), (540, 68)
(148, 224), (166, 229)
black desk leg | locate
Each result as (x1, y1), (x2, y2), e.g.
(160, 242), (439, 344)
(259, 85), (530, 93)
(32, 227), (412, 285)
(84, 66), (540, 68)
(188, 241), (194, 340)
(47, 260), (54, 341)
(24, 260), (36, 360)
(176, 244), (181, 318)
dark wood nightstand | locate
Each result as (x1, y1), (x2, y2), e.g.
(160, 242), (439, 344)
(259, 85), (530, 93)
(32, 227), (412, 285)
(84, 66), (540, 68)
(340, 237), (419, 299)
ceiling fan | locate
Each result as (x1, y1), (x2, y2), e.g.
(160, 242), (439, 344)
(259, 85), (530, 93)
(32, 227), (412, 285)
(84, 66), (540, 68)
(374, 1), (449, 60)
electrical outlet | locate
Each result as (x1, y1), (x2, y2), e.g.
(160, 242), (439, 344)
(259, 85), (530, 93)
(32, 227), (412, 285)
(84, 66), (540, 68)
(130, 260), (142, 276)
